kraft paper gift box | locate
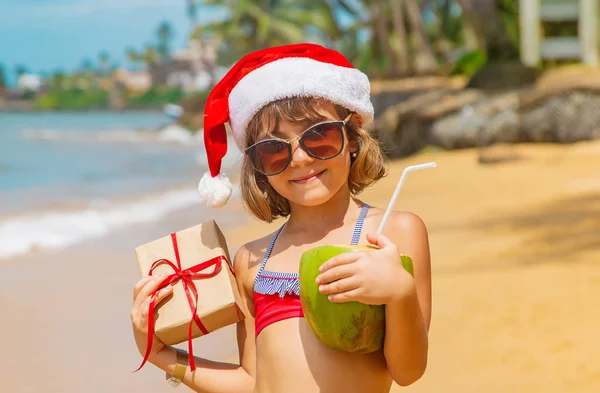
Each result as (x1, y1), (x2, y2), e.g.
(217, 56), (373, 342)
(135, 220), (245, 346)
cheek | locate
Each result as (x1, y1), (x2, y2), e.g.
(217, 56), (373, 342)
(328, 149), (352, 172)
(265, 150), (352, 199)
(266, 176), (290, 198)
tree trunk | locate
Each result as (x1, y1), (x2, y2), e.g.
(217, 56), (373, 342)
(390, 0), (410, 75)
(454, 0), (486, 51)
(371, 0), (398, 76)
(456, 0), (516, 60)
(403, 0), (438, 74)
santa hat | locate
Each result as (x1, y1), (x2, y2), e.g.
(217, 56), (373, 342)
(198, 43), (374, 208)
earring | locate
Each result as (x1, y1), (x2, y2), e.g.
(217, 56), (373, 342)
(351, 152), (358, 158)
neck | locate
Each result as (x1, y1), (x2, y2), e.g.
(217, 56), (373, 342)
(285, 186), (364, 235)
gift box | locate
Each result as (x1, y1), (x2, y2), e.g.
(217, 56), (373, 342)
(134, 220), (245, 371)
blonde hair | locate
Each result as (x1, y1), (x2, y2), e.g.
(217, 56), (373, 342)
(240, 97), (388, 223)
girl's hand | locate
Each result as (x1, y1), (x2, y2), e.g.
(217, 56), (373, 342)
(315, 233), (415, 305)
(130, 274), (173, 359)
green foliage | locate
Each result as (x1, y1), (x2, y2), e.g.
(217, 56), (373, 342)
(33, 88), (109, 110)
(127, 86), (185, 108)
(451, 49), (488, 77)
(0, 63), (6, 89)
(498, 0), (521, 52)
(156, 20), (175, 60)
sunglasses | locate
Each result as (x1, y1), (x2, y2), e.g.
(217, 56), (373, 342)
(244, 113), (353, 176)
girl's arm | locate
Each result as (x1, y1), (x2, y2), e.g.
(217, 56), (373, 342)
(146, 246), (257, 393)
(383, 212), (431, 386)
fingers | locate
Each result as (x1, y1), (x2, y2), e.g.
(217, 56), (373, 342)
(139, 284), (174, 319)
(366, 232), (395, 249)
(132, 277), (174, 323)
(318, 276), (360, 297)
(133, 274), (169, 309)
(319, 251), (363, 273)
(154, 285), (174, 305)
(133, 275), (154, 301)
(327, 288), (363, 303)
(316, 263), (355, 285)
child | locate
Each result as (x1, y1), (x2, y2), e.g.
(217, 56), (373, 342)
(130, 43), (432, 393)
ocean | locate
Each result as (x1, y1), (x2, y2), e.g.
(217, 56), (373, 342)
(0, 111), (242, 260)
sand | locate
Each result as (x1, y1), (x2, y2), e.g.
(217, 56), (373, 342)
(2, 140), (599, 393)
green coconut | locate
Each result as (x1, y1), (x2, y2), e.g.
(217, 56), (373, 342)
(299, 244), (414, 353)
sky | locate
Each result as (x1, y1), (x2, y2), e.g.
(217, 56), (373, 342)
(0, 0), (228, 86)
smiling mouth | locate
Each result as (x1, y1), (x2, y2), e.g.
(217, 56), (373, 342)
(290, 170), (326, 184)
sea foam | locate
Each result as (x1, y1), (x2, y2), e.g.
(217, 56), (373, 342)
(0, 186), (236, 260)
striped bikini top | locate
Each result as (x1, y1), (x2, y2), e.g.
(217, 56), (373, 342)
(253, 204), (370, 337)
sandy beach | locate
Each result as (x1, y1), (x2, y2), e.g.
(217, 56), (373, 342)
(2, 140), (599, 393)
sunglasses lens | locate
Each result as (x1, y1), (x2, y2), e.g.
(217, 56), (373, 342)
(249, 140), (290, 175)
(302, 123), (343, 159)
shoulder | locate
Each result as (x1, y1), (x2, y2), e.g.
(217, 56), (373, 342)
(385, 210), (428, 238)
(232, 230), (279, 279)
(367, 207), (428, 240)
(365, 208), (430, 257)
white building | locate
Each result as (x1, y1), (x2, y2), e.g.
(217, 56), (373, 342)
(520, 0), (599, 66)
(16, 73), (43, 92)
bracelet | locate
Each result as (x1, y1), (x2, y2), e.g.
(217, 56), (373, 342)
(166, 349), (188, 387)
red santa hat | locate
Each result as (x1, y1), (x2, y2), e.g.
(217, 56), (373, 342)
(198, 43), (374, 207)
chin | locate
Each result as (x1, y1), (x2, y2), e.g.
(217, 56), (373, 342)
(291, 189), (335, 207)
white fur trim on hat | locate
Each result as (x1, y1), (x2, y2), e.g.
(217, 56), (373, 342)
(197, 171), (232, 208)
(228, 57), (374, 150)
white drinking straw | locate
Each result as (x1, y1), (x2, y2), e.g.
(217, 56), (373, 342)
(377, 162), (437, 234)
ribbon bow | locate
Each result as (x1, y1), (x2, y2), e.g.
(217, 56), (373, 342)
(134, 232), (231, 372)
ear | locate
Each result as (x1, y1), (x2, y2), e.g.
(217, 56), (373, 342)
(348, 138), (359, 154)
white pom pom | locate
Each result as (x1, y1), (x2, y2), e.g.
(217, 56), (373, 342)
(198, 171), (233, 208)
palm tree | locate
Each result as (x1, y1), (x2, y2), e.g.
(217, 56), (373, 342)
(156, 20), (175, 61)
(143, 46), (161, 67)
(403, 0), (439, 74)
(0, 63), (7, 90)
(80, 58), (95, 75)
(15, 64), (28, 79)
(194, 0), (339, 65)
(193, 0), (442, 77)
(327, 0), (437, 77)
(187, 0), (199, 31)
(126, 47), (144, 71)
(98, 50), (111, 74)
(390, 0), (410, 75)
(454, 0), (517, 60)
(370, 0), (399, 76)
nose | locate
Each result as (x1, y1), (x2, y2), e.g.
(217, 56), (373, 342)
(289, 141), (314, 168)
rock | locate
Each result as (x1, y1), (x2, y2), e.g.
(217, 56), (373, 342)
(370, 76), (466, 117)
(372, 88), (483, 157)
(520, 91), (600, 143)
(466, 61), (538, 90)
(372, 78), (600, 158)
(437, 91), (522, 149)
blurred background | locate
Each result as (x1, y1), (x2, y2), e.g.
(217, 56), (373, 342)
(1, 1), (599, 393)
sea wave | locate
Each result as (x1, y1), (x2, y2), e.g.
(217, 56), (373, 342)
(0, 186), (238, 260)
(20, 124), (206, 146)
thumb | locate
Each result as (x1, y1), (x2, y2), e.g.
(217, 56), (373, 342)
(366, 232), (395, 249)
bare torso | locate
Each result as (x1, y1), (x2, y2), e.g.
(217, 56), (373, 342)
(241, 208), (394, 393)
(254, 318), (392, 393)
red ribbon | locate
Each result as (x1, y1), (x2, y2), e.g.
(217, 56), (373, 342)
(134, 232), (233, 373)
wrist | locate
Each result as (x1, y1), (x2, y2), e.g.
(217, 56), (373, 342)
(165, 348), (188, 387)
(148, 345), (176, 371)
(386, 273), (417, 305)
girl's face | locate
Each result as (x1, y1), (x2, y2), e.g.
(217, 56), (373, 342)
(262, 101), (357, 208)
